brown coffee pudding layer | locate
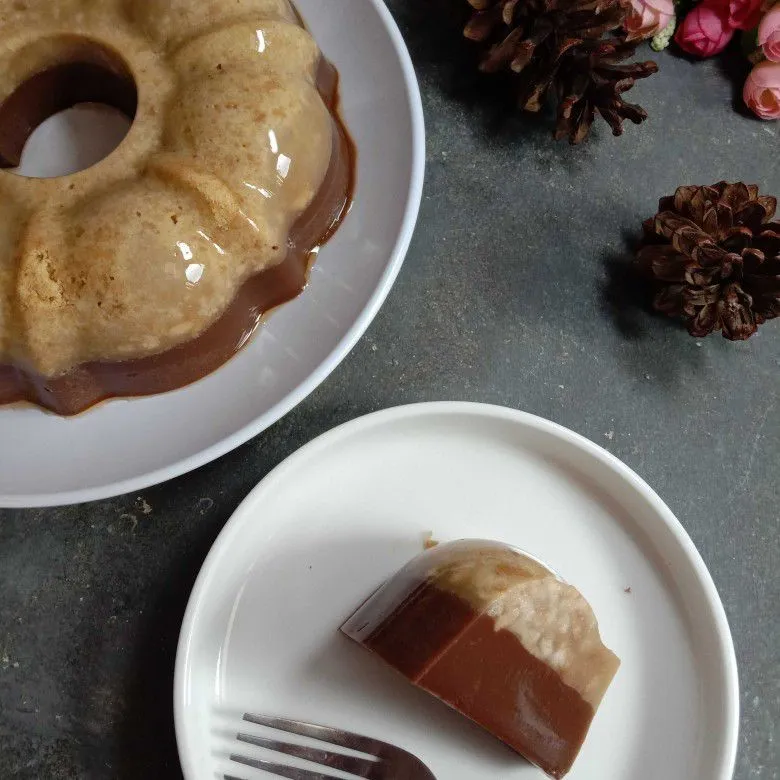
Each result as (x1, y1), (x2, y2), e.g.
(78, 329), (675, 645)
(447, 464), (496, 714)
(341, 540), (620, 779)
(0, 0), (354, 415)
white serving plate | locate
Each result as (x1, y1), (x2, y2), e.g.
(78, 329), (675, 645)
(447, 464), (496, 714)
(0, 0), (424, 506)
(174, 402), (739, 780)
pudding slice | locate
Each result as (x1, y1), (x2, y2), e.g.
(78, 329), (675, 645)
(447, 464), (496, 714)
(341, 539), (620, 778)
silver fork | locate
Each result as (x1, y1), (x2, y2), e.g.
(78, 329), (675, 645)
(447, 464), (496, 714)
(226, 713), (437, 780)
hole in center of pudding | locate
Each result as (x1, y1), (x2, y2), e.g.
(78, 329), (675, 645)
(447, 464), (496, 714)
(0, 41), (137, 179)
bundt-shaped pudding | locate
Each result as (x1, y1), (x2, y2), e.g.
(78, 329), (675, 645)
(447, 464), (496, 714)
(0, 0), (354, 414)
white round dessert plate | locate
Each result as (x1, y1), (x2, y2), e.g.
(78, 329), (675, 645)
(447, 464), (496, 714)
(0, 0), (424, 507)
(174, 402), (739, 780)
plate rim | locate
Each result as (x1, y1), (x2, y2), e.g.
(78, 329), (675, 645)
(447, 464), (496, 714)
(173, 400), (740, 780)
(0, 0), (426, 509)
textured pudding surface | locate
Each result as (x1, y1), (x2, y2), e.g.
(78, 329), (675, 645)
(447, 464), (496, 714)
(0, 0), (353, 414)
(342, 539), (621, 779)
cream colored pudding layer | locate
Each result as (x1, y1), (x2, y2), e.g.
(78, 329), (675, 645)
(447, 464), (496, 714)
(0, 0), (333, 377)
(427, 541), (621, 709)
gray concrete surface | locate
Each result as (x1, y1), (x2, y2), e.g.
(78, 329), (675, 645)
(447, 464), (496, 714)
(1, 3), (778, 777)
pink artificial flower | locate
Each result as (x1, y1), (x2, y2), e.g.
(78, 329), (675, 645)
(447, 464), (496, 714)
(712, 0), (764, 30)
(758, 4), (780, 62)
(675, 4), (735, 56)
(744, 60), (780, 118)
(624, 0), (675, 39)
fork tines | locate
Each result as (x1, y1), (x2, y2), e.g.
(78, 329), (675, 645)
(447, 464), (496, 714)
(228, 713), (383, 780)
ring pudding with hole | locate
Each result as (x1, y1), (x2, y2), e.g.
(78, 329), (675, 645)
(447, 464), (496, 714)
(0, 0), (354, 415)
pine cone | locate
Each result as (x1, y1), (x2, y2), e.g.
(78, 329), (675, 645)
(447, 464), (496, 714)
(463, 0), (658, 143)
(637, 182), (780, 340)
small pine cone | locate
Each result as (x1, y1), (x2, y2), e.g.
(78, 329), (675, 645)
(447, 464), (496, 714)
(462, 0), (658, 143)
(637, 182), (780, 340)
